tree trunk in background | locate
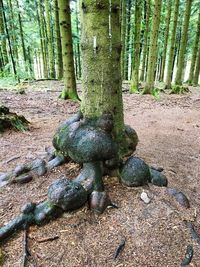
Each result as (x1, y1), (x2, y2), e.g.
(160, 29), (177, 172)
(38, 1), (48, 78)
(80, 0), (127, 153)
(130, 0), (142, 92)
(75, 0), (81, 79)
(160, 0), (172, 81)
(188, 11), (200, 84)
(121, 0), (126, 80)
(54, 0), (63, 79)
(193, 45), (200, 86)
(144, 0), (162, 94)
(124, 0), (132, 80)
(44, 0), (56, 78)
(58, 0), (79, 100)
(0, 3), (8, 67)
(16, 0), (27, 71)
(140, 0), (150, 82)
(7, 0), (19, 63)
(0, 0), (18, 80)
(175, 0), (192, 85)
(165, 0), (179, 88)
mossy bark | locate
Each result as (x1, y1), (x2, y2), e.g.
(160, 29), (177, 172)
(140, 0), (150, 82)
(75, 0), (81, 79)
(175, 0), (192, 85)
(144, 0), (162, 93)
(160, 0), (172, 82)
(165, 0), (180, 89)
(80, 0), (127, 154)
(193, 45), (200, 86)
(44, 0), (56, 79)
(130, 0), (142, 92)
(188, 11), (200, 85)
(54, 0), (63, 80)
(58, 0), (79, 100)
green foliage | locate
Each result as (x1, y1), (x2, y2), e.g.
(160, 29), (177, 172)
(151, 88), (160, 100)
(170, 85), (190, 94)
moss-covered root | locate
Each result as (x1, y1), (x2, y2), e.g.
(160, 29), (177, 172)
(59, 89), (80, 101)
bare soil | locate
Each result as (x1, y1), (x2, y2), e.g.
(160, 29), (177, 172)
(0, 81), (200, 267)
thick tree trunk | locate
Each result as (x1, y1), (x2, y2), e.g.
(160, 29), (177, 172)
(144, 0), (162, 93)
(124, 0), (132, 80)
(80, 0), (127, 153)
(193, 45), (200, 86)
(44, 0), (56, 79)
(160, 0), (172, 82)
(175, 0), (192, 85)
(130, 0), (142, 92)
(54, 0), (63, 80)
(165, 0), (179, 89)
(188, 11), (200, 84)
(140, 0), (150, 82)
(58, 0), (79, 100)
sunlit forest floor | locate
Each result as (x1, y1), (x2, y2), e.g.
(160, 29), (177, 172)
(0, 80), (200, 267)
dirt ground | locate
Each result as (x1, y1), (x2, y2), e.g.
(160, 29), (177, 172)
(0, 80), (200, 267)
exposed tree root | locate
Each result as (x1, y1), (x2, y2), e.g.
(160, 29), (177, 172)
(0, 112), (169, 243)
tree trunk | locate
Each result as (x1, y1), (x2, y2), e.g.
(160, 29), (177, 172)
(58, 0), (79, 100)
(0, 2), (8, 67)
(160, 0), (172, 82)
(75, 0), (81, 79)
(124, 0), (132, 80)
(140, 0), (150, 82)
(144, 0), (162, 94)
(54, 0), (63, 80)
(44, 0), (56, 79)
(165, 0), (179, 88)
(16, 0), (27, 71)
(80, 0), (127, 152)
(175, 0), (192, 85)
(193, 45), (200, 86)
(38, 0), (48, 78)
(130, 0), (142, 92)
(188, 11), (200, 84)
(121, 0), (126, 80)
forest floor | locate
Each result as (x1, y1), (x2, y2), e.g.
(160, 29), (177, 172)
(0, 80), (200, 267)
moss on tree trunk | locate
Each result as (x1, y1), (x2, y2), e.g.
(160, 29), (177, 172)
(130, 0), (142, 92)
(193, 45), (200, 86)
(58, 0), (79, 100)
(175, 0), (192, 85)
(80, 0), (127, 155)
(144, 0), (162, 94)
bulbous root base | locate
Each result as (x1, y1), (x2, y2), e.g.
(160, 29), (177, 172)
(0, 112), (168, 243)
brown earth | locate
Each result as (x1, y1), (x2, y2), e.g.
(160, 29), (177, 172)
(0, 80), (200, 267)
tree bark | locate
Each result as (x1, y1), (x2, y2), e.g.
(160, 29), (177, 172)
(144, 0), (162, 93)
(80, 0), (127, 153)
(140, 0), (150, 82)
(193, 45), (200, 86)
(165, 0), (180, 88)
(75, 0), (81, 79)
(175, 0), (192, 85)
(58, 0), (79, 100)
(130, 0), (142, 92)
(124, 0), (132, 80)
(44, 0), (56, 79)
(54, 0), (63, 80)
(120, 0), (126, 80)
(188, 11), (200, 84)
(160, 0), (172, 82)
(0, 2), (8, 67)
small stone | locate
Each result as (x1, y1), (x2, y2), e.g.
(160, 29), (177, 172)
(140, 192), (151, 204)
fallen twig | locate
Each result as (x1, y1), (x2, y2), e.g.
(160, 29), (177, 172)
(180, 245), (193, 266)
(6, 156), (21, 164)
(113, 238), (126, 260)
(37, 235), (59, 243)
